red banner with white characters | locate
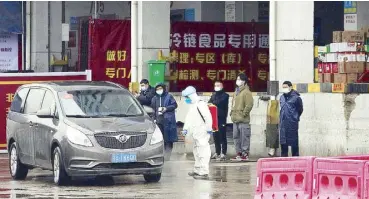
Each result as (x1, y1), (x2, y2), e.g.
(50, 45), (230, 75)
(88, 19), (131, 87)
(0, 72), (90, 151)
(169, 22), (269, 92)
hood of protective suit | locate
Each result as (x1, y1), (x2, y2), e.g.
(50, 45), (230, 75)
(182, 86), (200, 104)
(188, 93), (200, 104)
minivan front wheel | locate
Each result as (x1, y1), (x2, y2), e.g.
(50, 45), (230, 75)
(52, 146), (70, 185)
(9, 142), (28, 180)
(143, 173), (162, 183)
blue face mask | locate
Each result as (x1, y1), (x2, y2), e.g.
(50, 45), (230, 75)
(185, 98), (192, 104)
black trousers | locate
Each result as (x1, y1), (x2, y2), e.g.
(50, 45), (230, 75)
(281, 142), (299, 157)
(213, 125), (227, 155)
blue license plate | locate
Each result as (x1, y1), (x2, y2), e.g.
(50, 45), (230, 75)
(111, 154), (137, 163)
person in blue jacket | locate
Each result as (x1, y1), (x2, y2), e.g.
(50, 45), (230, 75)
(279, 81), (303, 157)
(151, 83), (178, 156)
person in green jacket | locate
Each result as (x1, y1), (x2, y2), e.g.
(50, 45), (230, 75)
(230, 73), (254, 161)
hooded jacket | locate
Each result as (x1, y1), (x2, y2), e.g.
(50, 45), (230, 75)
(279, 89), (303, 145)
(230, 85), (254, 123)
(151, 84), (178, 142)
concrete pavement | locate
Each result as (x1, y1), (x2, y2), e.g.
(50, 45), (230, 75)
(0, 154), (257, 199)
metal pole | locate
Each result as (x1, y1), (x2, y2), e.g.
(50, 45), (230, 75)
(130, 1), (138, 82)
(62, 1), (65, 59)
(269, 1), (276, 100)
(21, 1), (25, 70)
(94, 1), (97, 19)
(25, 1), (31, 70)
(48, 1), (51, 71)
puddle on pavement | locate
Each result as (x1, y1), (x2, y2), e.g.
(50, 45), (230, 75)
(209, 165), (251, 184)
(15, 194), (32, 198)
(0, 194), (32, 198)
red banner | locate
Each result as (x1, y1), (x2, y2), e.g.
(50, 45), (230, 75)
(169, 22), (269, 92)
(88, 19), (131, 87)
(0, 73), (89, 150)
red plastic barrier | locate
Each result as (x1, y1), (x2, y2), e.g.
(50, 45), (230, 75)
(335, 155), (369, 161)
(312, 158), (368, 199)
(254, 156), (316, 199)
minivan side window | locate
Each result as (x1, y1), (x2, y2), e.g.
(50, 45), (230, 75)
(41, 90), (56, 113)
(10, 88), (30, 113)
(24, 89), (46, 114)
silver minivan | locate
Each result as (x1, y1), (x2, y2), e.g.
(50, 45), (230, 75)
(6, 81), (164, 185)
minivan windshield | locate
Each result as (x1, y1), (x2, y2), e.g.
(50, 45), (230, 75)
(58, 89), (143, 118)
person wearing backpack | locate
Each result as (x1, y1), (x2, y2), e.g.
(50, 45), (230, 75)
(181, 86), (213, 180)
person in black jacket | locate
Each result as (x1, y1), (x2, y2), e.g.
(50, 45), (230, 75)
(136, 79), (155, 106)
(208, 81), (229, 161)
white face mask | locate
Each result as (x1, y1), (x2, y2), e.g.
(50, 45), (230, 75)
(282, 87), (291, 94)
(236, 80), (244, 87)
(156, 89), (163, 95)
(214, 86), (222, 92)
(140, 86), (147, 91)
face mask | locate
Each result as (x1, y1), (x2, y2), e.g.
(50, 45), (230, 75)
(236, 80), (244, 87)
(282, 88), (291, 94)
(140, 86), (147, 91)
(214, 87), (222, 92)
(185, 98), (192, 104)
(156, 90), (163, 95)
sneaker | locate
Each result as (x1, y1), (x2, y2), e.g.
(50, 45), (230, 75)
(211, 153), (219, 159)
(188, 172), (199, 177)
(193, 174), (209, 180)
(268, 148), (276, 157)
(217, 154), (226, 161)
(241, 152), (249, 161)
(230, 153), (242, 161)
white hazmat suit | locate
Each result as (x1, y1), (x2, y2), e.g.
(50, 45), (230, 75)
(182, 86), (213, 176)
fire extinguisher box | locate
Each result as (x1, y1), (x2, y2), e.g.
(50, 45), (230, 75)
(148, 60), (166, 87)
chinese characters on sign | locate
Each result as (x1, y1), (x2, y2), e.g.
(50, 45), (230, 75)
(106, 50), (127, 62)
(0, 33), (18, 71)
(344, 14), (357, 31)
(105, 50), (131, 79)
(5, 93), (14, 113)
(170, 22), (269, 92)
(88, 20), (131, 87)
(170, 33), (269, 49)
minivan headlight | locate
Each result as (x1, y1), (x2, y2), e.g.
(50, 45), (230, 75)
(150, 126), (163, 145)
(66, 126), (93, 147)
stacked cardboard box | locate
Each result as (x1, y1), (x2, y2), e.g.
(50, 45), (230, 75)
(317, 29), (368, 83)
(318, 62), (363, 83)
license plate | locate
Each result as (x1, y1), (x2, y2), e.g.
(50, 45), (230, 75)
(111, 154), (137, 163)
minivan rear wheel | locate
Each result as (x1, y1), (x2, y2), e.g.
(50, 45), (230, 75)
(52, 146), (70, 185)
(9, 142), (28, 180)
(143, 173), (161, 183)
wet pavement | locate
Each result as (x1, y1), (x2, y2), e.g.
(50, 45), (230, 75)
(0, 154), (257, 199)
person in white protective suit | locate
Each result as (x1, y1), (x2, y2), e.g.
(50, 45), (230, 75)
(181, 86), (213, 180)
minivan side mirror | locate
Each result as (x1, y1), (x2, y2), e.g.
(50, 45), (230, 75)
(36, 108), (53, 118)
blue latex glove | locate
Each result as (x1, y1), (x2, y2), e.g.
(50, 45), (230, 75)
(181, 130), (188, 136)
(207, 131), (213, 135)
